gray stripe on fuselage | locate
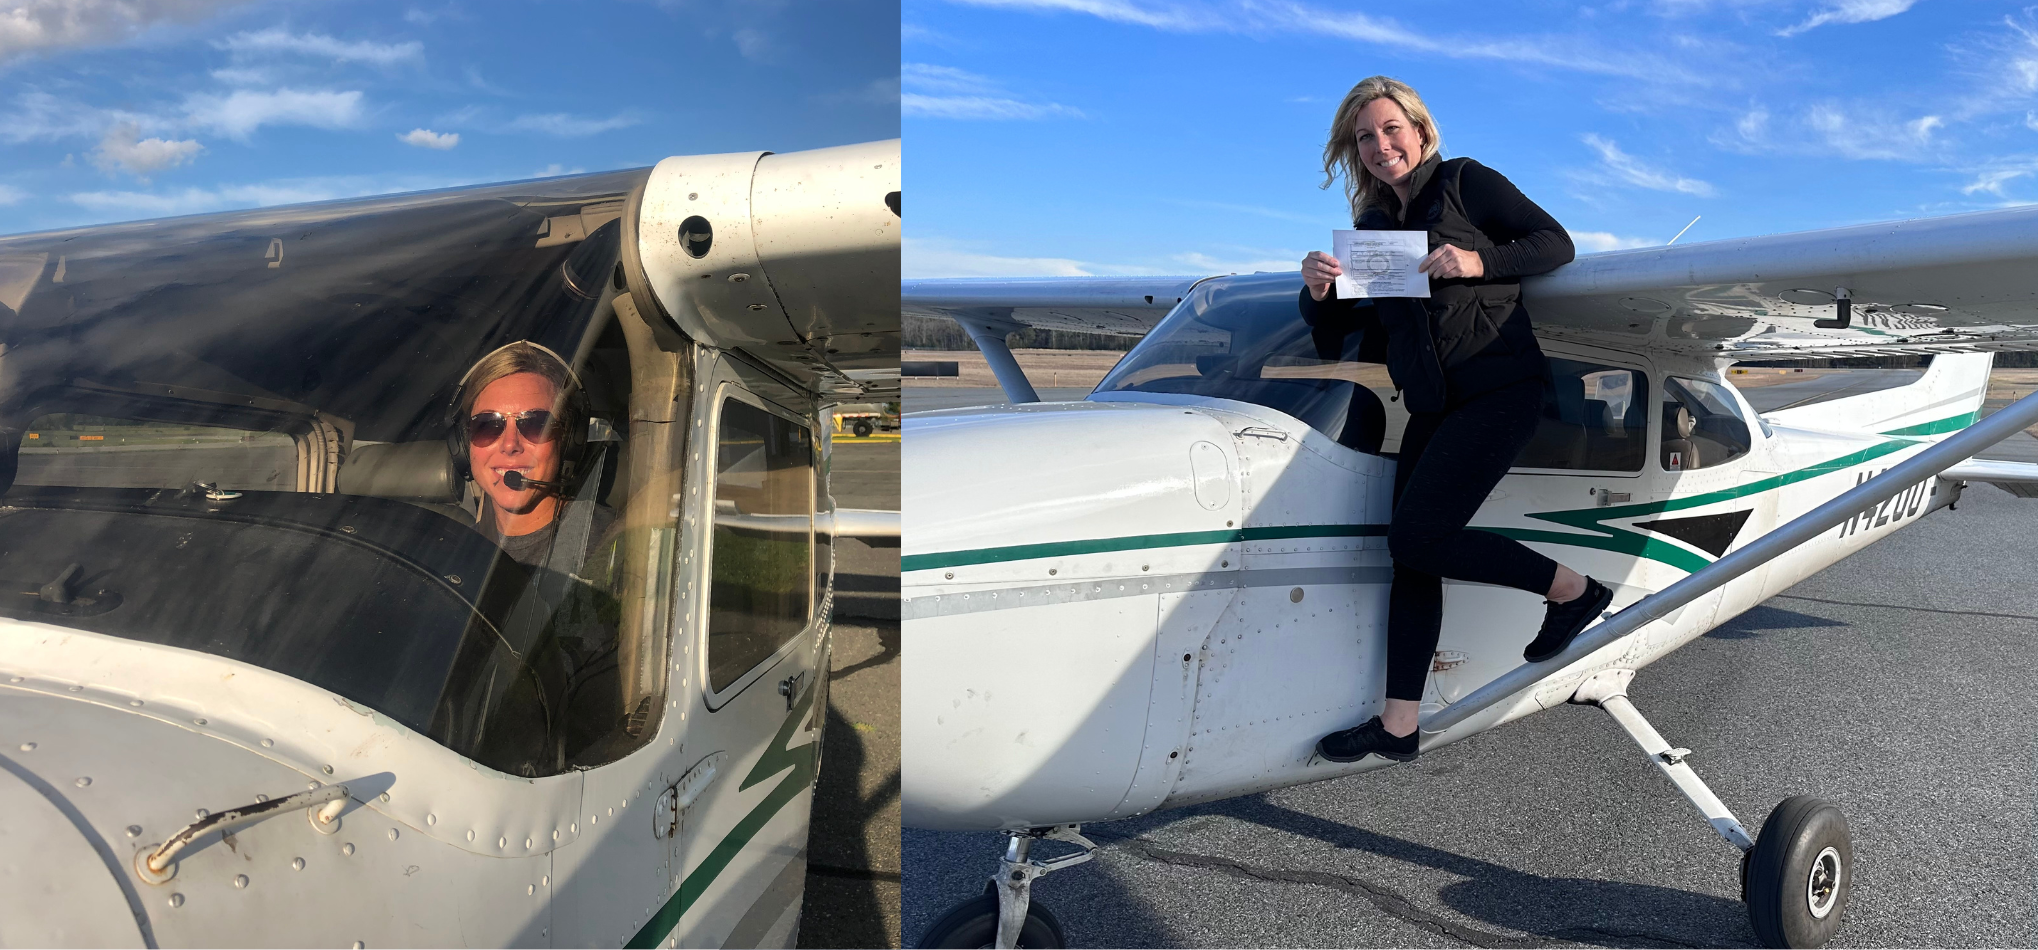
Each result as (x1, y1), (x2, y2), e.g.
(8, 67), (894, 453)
(902, 566), (1394, 620)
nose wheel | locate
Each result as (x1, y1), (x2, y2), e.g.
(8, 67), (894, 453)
(915, 883), (1067, 949)
(915, 826), (1094, 949)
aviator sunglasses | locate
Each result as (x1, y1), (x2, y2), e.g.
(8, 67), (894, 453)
(467, 409), (563, 448)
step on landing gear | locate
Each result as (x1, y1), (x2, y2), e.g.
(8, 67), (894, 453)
(916, 825), (1096, 949)
(1571, 669), (1851, 949)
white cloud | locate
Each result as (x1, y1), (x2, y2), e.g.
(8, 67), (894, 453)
(62, 172), (470, 221)
(69, 182), (352, 216)
(91, 121), (201, 176)
(903, 63), (1082, 120)
(0, 184), (24, 205)
(0, 0), (255, 63)
(1174, 250), (1302, 273)
(1569, 230), (1657, 252)
(2027, 111), (2038, 132)
(532, 163), (588, 177)
(0, 91), (126, 142)
(1581, 134), (1716, 196)
(904, 236), (1095, 277)
(209, 66), (274, 85)
(1961, 166), (2034, 196)
(505, 112), (640, 136)
(184, 88), (364, 139)
(732, 27), (771, 61)
(398, 127), (458, 149)
(903, 94), (1083, 120)
(1802, 103), (1943, 160)
(943, 0), (1694, 84)
(217, 28), (423, 65)
(1778, 0), (1917, 37)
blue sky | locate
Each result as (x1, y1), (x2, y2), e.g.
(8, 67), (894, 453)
(903, 0), (2038, 277)
(0, 0), (899, 235)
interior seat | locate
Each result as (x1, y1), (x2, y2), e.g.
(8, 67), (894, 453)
(1337, 382), (1387, 455)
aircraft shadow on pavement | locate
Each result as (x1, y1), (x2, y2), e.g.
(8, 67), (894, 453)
(802, 701), (895, 949)
(1072, 795), (1759, 949)
(1703, 604), (1850, 640)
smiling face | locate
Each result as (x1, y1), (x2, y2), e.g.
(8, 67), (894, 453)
(468, 371), (564, 521)
(1353, 96), (1427, 191)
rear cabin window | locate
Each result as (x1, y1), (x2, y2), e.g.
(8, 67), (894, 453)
(1515, 360), (1650, 472)
(707, 397), (814, 692)
(1661, 376), (1751, 471)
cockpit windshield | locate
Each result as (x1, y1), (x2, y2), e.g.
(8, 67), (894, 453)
(1093, 272), (1386, 451)
(0, 168), (674, 777)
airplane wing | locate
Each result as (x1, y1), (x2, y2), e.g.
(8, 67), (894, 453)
(903, 275), (1205, 338)
(1943, 458), (2038, 498)
(1522, 204), (2038, 359)
(905, 204), (2038, 361)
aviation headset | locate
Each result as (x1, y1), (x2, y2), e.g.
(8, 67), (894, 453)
(444, 341), (592, 491)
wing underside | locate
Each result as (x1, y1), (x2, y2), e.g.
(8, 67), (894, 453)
(905, 205), (2038, 362)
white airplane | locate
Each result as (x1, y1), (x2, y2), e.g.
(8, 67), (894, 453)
(901, 205), (2038, 949)
(0, 139), (899, 948)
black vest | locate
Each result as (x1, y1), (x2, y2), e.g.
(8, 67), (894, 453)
(1352, 156), (1547, 413)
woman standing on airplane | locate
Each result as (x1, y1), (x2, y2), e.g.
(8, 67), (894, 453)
(1299, 76), (1610, 764)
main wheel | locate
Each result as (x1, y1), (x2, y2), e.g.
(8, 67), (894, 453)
(853, 420), (874, 438)
(916, 885), (1067, 949)
(1744, 795), (1851, 948)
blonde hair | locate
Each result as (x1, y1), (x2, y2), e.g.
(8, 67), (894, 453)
(1320, 76), (1443, 220)
(457, 341), (580, 418)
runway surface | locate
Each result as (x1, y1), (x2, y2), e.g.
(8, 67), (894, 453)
(902, 380), (2038, 947)
(802, 438), (902, 949)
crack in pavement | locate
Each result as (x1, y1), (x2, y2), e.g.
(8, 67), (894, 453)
(1086, 830), (1704, 949)
(1774, 593), (2038, 623)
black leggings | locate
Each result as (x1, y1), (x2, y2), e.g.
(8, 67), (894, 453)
(1383, 376), (1559, 701)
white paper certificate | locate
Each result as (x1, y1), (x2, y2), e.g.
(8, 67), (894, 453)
(1331, 229), (1430, 299)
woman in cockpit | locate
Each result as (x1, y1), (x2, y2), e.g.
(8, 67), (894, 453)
(453, 341), (617, 570)
(1299, 76), (1609, 765)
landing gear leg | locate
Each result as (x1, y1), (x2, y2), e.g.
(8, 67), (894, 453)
(914, 825), (1095, 949)
(1571, 670), (1851, 949)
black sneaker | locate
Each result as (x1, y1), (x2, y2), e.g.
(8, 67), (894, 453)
(1523, 576), (1613, 663)
(1316, 716), (1418, 764)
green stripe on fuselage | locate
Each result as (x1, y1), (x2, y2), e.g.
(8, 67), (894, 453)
(899, 523), (1386, 573)
(626, 679), (820, 949)
(904, 412), (1975, 576)
(1879, 410), (1977, 437)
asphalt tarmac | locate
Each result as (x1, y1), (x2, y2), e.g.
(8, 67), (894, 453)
(802, 438), (903, 949)
(902, 383), (2038, 948)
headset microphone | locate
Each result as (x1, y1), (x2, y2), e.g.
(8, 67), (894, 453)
(500, 471), (563, 492)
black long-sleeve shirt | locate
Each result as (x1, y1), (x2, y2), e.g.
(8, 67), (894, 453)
(1302, 156), (1573, 411)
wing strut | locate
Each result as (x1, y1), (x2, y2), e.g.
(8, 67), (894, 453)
(1421, 388), (2038, 737)
(957, 317), (1041, 404)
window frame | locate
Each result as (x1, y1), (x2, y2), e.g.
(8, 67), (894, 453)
(699, 382), (818, 710)
(1508, 349), (1656, 479)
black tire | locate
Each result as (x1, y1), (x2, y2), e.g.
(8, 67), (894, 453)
(853, 421), (874, 438)
(916, 886), (1067, 949)
(1745, 795), (1851, 948)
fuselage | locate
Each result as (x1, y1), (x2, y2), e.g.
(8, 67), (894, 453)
(902, 338), (1986, 832)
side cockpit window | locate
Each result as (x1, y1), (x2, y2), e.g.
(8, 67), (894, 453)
(707, 396), (814, 694)
(1661, 376), (1751, 472)
(17, 415), (295, 491)
(1515, 359), (1650, 472)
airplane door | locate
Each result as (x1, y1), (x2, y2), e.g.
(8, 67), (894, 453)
(670, 386), (824, 949)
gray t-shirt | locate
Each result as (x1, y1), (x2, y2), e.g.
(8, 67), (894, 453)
(481, 502), (619, 572)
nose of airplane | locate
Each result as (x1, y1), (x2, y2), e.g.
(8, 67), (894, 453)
(0, 761), (149, 947)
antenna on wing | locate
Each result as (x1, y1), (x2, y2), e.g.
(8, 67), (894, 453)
(1666, 215), (1701, 245)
